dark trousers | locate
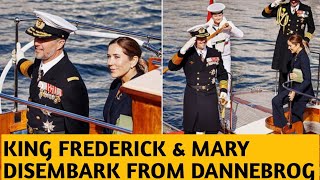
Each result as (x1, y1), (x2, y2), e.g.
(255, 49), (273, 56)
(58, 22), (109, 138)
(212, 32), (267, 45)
(272, 90), (308, 128)
(278, 72), (288, 93)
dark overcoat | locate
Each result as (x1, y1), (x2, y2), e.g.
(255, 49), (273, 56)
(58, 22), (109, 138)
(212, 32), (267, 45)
(169, 47), (228, 132)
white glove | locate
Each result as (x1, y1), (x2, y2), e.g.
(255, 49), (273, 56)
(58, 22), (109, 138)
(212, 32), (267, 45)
(219, 92), (227, 105)
(271, 0), (284, 7)
(16, 42), (25, 62)
(180, 37), (196, 55)
(219, 92), (227, 100)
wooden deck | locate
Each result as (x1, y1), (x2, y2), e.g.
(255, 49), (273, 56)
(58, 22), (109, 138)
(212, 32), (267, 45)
(164, 90), (320, 134)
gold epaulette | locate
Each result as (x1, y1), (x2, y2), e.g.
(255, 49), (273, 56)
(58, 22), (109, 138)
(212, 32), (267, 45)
(67, 76), (79, 82)
(219, 80), (228, 90)
(305, 32), (313, 40)
(19, 60), (33, 78)
(264, 6), (272, 14)
(172, 53), (183, 65)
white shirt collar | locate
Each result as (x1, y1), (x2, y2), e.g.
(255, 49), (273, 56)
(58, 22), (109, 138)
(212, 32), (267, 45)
(291, 4), (300, 14)
(40, 51), (64, 75)
(195, 46), (207, 58)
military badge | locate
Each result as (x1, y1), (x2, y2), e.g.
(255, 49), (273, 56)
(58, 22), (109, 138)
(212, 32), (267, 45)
(297, 10), (308, 18)
(211, 78), (216, 84)
(38, 81), (63, 104)
(35, 18), (45, 29)
(42, 120), (55, 133)
(41, 108), (52, 117)
(189, 61), (194, 65)
(209, 69), (216, 76)
(206, 57), (220, 66)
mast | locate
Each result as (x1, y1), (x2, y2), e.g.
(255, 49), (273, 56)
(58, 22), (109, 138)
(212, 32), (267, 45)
(14, 17), (20, 112)
(207, 0), (214, 22)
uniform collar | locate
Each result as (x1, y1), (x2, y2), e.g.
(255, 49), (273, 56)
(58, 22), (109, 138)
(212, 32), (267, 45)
(291, 4), (300, 14)
(195, 46), (207, 58)
(40, 51), (64, 75)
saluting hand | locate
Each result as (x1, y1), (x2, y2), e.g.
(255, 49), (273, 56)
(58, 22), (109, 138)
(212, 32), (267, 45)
(271, 0), (285, 7)
(16, 42), (25, 62)
(180, 37), (196, 55)
(288, 91), (295, 101)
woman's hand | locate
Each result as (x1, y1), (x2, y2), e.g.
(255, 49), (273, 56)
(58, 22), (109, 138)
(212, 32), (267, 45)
(289, 73), (297, 80)
(288, 91), (295, 101)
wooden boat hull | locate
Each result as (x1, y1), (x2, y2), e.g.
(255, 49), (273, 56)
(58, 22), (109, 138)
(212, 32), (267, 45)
(265, 106), (320, 134)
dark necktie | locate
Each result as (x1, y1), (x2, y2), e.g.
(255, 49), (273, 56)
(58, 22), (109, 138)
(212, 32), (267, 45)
(200, 53), (204, 62)
(37, 69), (43, 82)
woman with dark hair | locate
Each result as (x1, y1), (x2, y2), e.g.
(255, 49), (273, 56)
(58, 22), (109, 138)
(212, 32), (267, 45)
(272, 34), (314, 133)
(103, 37), (146, 134)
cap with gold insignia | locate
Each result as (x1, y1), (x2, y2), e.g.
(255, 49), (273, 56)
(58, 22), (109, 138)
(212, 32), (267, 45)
(187, 24), (210, 38)
(26, 11), (77, 39)
(207, 3), (226, 14)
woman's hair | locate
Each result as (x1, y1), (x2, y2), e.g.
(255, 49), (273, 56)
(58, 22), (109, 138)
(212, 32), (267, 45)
(288, 34), (304, 49)
(109, 37), (146, 74)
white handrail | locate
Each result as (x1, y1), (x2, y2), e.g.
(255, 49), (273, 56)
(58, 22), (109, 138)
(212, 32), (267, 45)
(0, 40), (34, 113)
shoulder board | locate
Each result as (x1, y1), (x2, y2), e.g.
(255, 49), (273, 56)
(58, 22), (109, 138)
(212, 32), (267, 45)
(19, 59), (33, 78)
(67, 76), (79, 82)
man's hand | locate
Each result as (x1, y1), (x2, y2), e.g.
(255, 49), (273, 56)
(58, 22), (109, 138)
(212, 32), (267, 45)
(180, 37), (196, 55)
(271, 0), (285, 7)
(288, 91), (295, 101)
(219, 92), (227, 105)
(16, 42), (25, 62)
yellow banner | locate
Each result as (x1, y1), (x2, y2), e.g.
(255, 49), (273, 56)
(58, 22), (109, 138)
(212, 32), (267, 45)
(1, 135), (319, 179)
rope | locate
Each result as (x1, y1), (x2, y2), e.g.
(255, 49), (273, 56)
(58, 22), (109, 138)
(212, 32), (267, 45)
(276, 6), (289, 34)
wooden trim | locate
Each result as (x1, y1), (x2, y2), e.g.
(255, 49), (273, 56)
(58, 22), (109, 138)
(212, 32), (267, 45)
(131, 99), (162, 134)
(89, 123), (104, 134)
(121, 86), (161, 105)
(148, 57), (161, 71)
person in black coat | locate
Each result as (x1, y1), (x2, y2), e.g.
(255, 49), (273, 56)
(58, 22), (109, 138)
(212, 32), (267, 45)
(103, 37), (146, 134)
(168, 25), (228, 134)
(272, 34), (314, 132)
(15, 11), (89, 134)
(262, 0), (315, 93)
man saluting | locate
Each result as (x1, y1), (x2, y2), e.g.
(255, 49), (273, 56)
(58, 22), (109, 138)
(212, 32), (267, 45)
(15, 11), (89, 134)
(168, 24), (228, 134)
(262, 0), (315, 93)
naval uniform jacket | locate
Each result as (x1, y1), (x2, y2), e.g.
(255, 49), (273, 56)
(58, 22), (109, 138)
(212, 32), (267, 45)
(262, 2), (315, 73)
(17, 52), (89, 134)
(168, 47), (228, 132)
(103, 72), (143, 134)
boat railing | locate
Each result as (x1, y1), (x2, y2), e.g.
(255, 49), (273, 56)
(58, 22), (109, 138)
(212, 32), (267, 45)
(310, 51), (320, 99)
(282, 81), (320, 102)
(0, 92), (132, 134)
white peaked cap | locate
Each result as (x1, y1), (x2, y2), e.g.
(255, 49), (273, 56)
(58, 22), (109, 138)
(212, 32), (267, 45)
(34, 11), (77, 32)
(187, 24), (209, 33)
(207, 3), (226, 13)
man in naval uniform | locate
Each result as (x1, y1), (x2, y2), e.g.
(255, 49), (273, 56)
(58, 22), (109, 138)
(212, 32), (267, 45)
(262, 0), (315, 93)
(168, 25), (228, 134)
(15, 11), (89, 134)
(205, 3), (244, 108)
